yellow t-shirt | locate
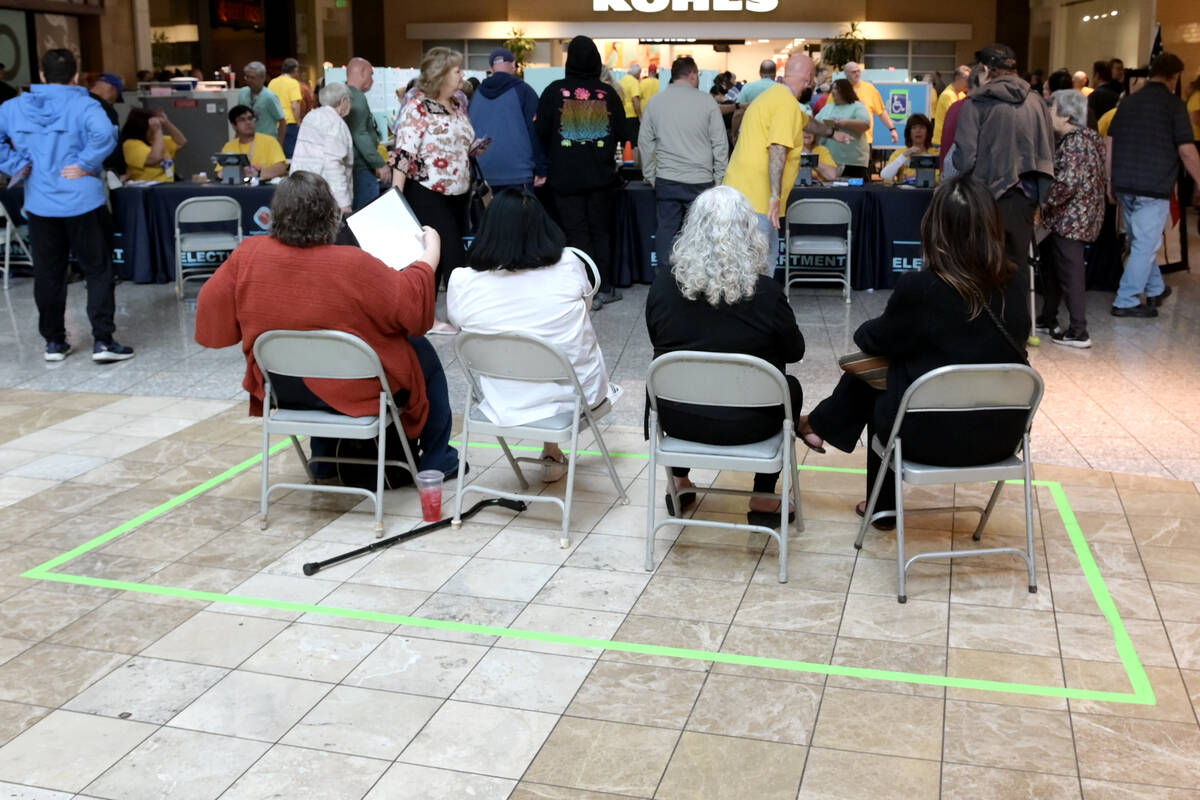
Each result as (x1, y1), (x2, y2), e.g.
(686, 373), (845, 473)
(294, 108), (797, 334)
(724, 84), (810, 215)
(884, 147), (940, 181)
(268, 74), (303, 124)
(932, 85), (965, 146)
(640, 76), (660, 109)
(1081, 86), (1094, 97)
(221, 133), (287, 170)
(620, 74), (642, 119)
(123, 135), (179, 182)
(1098, 107), (1117, 138)
(1188, 92), (1200, 140)
(855, 80), (885, 144)
(805, 145), (837, 181)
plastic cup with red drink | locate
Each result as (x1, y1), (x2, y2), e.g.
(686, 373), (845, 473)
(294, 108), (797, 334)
(415, 470), (444, 522)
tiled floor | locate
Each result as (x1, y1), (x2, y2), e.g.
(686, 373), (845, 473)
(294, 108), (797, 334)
(1, 236), (1200, 797)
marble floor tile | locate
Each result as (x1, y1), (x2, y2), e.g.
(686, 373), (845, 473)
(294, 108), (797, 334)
(656, 731), (808, 800)
(392, 592), (526, 646)
(1056, 613), (1178, 667)
(364, 763), (516, 800)
(564, 532), (672, 572)
(509, 783), (629, 800)
(629, 574), (747, 624)
(452, 648), (594, 714)
(0, 587), (106, 641)
(342, 636), (487, 697)
(1150, 581), (1200, 624)
(687, 673), (822, 744)
(532, 566), (651, 613)
(281, 685), (442, 760)
(1065, 661), (1197, 724)
(0, 702), (48, 748)
(347, 548), (470, 592)
(946, 648), (1067, 710)
(239, 622), (385, 682)
(943, 700), (1078, 776)
(0, 644), (127, 707)
(47, 598), (197, 654)
(733, 583), (846, 636)
(1073, 713), (1200, 789)
(522, 716), (678, 797)
(600, 614), (727, 672)
(836, 592), (949, 646)
(940, 763), (1083, 799)
(495, 603), (626, 658)
(826, 636), (947, 697)
(948, 605), (1061, 657)
(1051, 573), (1161, 621)
(566, 661), (705, 728)
(0, 710), (155, 793)
(167, 669), (331, 741)
(400, 700), (558, 780)
(849, 555), (950, 602)
(655, 540), (765, 583)
(439, 557), (559, 602)
(139, 611), (287, 668)
(713, 625), (836, 685)
(797, 747), (941, 800)
(296, 582), (429, 634)
(63, 657), (227, 724)
(82, 727), (269, 800)
(812, 686), (944, 760)
(220, 744), (389, 800)
(1139, 546), (1200, 585)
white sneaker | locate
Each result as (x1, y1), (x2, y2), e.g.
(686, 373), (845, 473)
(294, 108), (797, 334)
(540, 454), (568, 483)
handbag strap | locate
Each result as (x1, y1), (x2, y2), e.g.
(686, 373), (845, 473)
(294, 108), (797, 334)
(981, 297), (1029, 365)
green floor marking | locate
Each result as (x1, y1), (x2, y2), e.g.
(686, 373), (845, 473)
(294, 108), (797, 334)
(22, 440), (1155, 705)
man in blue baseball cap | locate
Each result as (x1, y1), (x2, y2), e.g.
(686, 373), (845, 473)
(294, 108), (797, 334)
(89, 72), (127, 176)
(469, 46), (546, 193)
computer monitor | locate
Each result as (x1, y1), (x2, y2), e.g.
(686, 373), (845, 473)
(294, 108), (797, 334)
(911, 154), (938, 188)
(796, 152), (820, 186)
(212, 152), (250, 185)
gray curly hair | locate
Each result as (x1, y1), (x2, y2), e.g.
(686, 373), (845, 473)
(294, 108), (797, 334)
(1050, 89), (1088, 128)
(670, 186), (767, 307)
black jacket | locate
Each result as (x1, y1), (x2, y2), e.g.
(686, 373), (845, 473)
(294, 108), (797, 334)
(89, 92), (126, 175)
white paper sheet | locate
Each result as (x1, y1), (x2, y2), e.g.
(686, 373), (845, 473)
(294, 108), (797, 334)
(346, 187), (424, 271)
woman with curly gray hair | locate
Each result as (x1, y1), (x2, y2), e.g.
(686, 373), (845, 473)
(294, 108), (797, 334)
(645, 186), (807, 524)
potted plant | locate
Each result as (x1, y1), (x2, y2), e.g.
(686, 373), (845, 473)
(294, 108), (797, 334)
(503, 27), (537, 76)
(822, 22), (867, 69)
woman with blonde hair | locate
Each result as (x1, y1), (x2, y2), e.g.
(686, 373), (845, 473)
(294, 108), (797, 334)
(646, 185), (805, 523)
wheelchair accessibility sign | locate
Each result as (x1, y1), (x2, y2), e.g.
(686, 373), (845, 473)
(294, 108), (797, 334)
(887, 90), (909, 119)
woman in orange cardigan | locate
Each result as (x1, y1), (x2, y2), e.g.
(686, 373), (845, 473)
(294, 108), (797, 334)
(194, 170), (460, 477)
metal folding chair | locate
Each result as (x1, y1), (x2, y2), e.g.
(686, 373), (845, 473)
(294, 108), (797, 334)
(646, 351), (803, 583)
(175, 196), (241, 299)
(0, 203), (32, 292)
(855, 363), (1045, 602)
(784, 198), (852, 303)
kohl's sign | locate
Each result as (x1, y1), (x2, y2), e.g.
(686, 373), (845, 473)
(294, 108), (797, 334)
(594, 0), (778, 11)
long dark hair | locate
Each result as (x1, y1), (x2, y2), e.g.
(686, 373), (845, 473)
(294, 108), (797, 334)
(904, 113), (932, 147)
(920, 175), (1014, 319)
(467, 189), (566, 270)
(120, 108), (155, 144)
(831, 78), (859, 105)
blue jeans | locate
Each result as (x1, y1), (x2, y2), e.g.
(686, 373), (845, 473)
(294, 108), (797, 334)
(755, 212), (780, 275)
(654, 178), (712, 272)
(352, 169), (381, 212)
(1114, 194), (1169, 308)
(282, 123), (299, 159)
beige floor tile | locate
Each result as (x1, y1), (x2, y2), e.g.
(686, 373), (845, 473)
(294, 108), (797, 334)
(655, 540), (764, 583)
(0, 710), (155, 793)
(1051, 573), (1161, 621)
(0, 508), (65, 545)
(826, 636), (947, 697)
(1150, 581), (1200, 624)
(630, 574), (746, 624)
(849, 556), (950, 602)
(97, 520), (225, 563)
(281, 685), (441, 760)
(452, 648), (594, 714)
(940, 763), (1083, 799)
(1127, 516), (1200, 550)
(140, 611), (287, 668)
(812, 687), (943, 760)
(239, 623), (384, 682)
(343, 635), (487, 697)
(495, 603), (626, 658)
(348, 548), (471, 592)
(220, 744), (389, 800)
(1041, 510), (1133, 545)
(510, 783), (635, 799)
(1065, 661), (1196, 723)
(837, 593), (949, 646)
(687, 673), (822, 744)
(1080, 778), (1200, 799)
(1056, 613), (1178, 667)
(797, 747), (941, 800)
(943, 700), (1078, 775)
(168, 670), (330, 741)
(440, 557), (559, 602)
(656, 731), (807, 800)
(47, 599), (197, 654)
(532, 566), (651, 613)
(476, 526), (584, 564)
(0, 643), (127, 707)
(713, 625), (835, 685)
(949, 562), (1052, 611)
(1119, 491), (1200, 519)
(1164, 621), (1200, 670)
(400, 700), (557, 780)
(566, 661), (704, 728)
(83, 727), (269, 800)
(0, 587), (106, 641)
(295, 582), (426, 634)
(1139, 546), (1200, 585)
(523, 717), (677, 796)
(181, 529), (302, 573)
(1073, 713), (1200, 789)
(600, 614), (727, 672)
(63, 656), (227, 724)
(391, 592), (526, 646)
(565, 532), (672, 572)
(734, 583), (846, 635)
(947, 649), (1067, 709)
(365, 763), (516, 799)
(0, 702), (48, 747)
(948, 605), (1060, 657)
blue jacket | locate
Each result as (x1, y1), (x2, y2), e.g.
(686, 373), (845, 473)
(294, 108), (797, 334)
(0, 84), (116, 217)
(469, 73), (546, 187)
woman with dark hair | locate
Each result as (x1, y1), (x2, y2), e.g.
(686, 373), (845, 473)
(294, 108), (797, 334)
(447, 188), (618, 481)
(815, 77), (871, 177)
(122, 107), (188, 182)
(798, 175), (1031, 527)
(195, 171), (462, 479)
(880, 113), (936, 182)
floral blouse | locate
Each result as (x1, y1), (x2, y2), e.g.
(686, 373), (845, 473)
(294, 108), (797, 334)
(1042, 126), (1106, 243)
(391, 91), (474, 196)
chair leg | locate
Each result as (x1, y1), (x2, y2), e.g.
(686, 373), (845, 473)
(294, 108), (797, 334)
(893, 442), (907, 603)
(560, 407), (581, 549)
(453, 410), (471, 528)
(645, 421), (658, 572)
(791, 436), (805, 533)
(592, 423), (629, 505)
(289, 435), (315, 482)
(373, 399), (386, 538)
(497, 437), (530, 491)
(1023, 436), (1038, 594)
(855, 443), (892, 550)
(973, 480), (1005, 541)
(260, 418), (271, 530)
(778, 443), (790, 584)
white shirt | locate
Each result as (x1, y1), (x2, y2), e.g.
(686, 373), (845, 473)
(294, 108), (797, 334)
(289, 106), (354, 208)
(447, 251), (615, 427)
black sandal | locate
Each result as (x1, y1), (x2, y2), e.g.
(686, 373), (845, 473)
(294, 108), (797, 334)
(856, 501), (896, 531)
(747, 505), (796, 528)
(665, 491), (697, 516)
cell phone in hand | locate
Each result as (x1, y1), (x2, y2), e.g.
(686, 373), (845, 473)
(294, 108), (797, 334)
(469, 137), (493, 157)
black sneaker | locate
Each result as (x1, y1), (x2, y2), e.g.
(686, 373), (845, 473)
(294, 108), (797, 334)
(1148, 286), (1172, 308)
(1110, 304), (1157, 318)
(1051, 327), (1092, 349)
(44, 340), (70, 362)
(93, 339), (136, 362)
(1034, 318), (1058, 335)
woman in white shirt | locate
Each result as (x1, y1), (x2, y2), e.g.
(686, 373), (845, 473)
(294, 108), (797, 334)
(448, 188), (618, 481)
(289, 81), (354, 213)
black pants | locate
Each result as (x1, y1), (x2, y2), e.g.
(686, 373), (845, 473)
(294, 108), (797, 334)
(1040, 234), (1088, 334)
(555, 188), (616, 293)
(27, 206), (116, 344)
(997, 189), (1037, 272)
(404, 181), (467, 289)
(654, 178), (712, 271)
(665, 374), (803, 494)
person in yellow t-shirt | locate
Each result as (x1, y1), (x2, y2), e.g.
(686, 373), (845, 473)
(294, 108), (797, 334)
(801, 131), (837, 181)
(724, 54), (832, 272)
(121, 107), (188, 182)
(1187, 78), (1200, 141)
(933, 66), (969, 146)
(843, 61), (899, 145)
(268, 58), (304, 158)
(881, 113), (939, 182)
(1097, 106), (1117, 138)
(640, 67), (660, 109)
(618, 63), (643, 147)
(220, 105), (289, 181)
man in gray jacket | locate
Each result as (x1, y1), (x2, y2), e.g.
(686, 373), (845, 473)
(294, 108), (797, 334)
(952, 43), (1055, 271)
(638, 56), (728, 271)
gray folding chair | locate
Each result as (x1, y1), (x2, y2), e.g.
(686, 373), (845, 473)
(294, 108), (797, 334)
(0, 203), (32, 293)
(175, 196), (241, 299)
(784, 198), (852, 303)
(253, 330), (418, 537)
(646, 351), (803, 583)
(452, 331), (628, 548)
(565, 246), (601, 305)
(855, 364), (1045, 603)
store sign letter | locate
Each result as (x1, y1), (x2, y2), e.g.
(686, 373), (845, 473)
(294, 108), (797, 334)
(594, 0), (778, 10)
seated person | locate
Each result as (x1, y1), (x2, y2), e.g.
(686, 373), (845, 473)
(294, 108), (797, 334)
(194, 170), (460, 479)
(801, 130), (837, 182)
(220, 104), (288, 181)
(122, 107), (188, 182)
(447, 188), (619, 482)
(646, 185), (805, 523)
(880, 113), (938, 182)
(799, 175), (1031, 528)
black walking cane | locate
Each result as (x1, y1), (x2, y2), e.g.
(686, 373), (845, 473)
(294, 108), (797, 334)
(302, 497), (527, 576)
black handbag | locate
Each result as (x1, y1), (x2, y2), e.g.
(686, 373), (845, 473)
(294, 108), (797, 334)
(466, 156), (492, 235)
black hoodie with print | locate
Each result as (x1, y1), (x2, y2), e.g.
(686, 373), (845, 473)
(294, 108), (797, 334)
(535, 36), (627, 194)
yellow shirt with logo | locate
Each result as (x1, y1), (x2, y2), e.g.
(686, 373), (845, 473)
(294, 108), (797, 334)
(268, 74), (303, 124)
(932, 85), (965, 146)
(884, 147), (940, 181)
(123, 135), (179, 182)
(219, 133), (287, 178)
(724, 84), (810, 215)
(855, 79), (885, 144)
(619, 74), (642, 119)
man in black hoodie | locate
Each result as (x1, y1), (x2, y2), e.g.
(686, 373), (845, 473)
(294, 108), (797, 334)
(470, 49), (546, 191)
(953, 43), (1055, 272)
(536, 36), (626, 308)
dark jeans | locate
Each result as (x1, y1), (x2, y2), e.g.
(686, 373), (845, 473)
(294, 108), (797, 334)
(808, 373), (894, 510)
(282, 123), (299, 159)
(352, 169), (381, 212)
(555, 188), (616, 293)
(997, 189), (1037, 272)
(654, 178), (712, 271)
(404, 181), (468, 289)
(666, 374), (803, 494)
(27, 206), (116, 344)
(1040, 233), (1088, 334)
(294, 336), (459, 478)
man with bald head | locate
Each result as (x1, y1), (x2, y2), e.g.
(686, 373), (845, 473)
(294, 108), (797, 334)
(346, 56), (390, 210)
(933, 65), (970, 146)
(1073, 70), (1093, 95)
(736, 59), (778, 107)
(843, 61), (899, 144)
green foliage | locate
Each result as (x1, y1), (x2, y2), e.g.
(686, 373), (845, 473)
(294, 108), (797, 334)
(503, 27), (537, 76)
(822, 22), (867, 70)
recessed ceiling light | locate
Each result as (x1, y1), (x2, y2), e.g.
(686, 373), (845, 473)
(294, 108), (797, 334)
(1083, 15), (1091, 20)
(1111, 9), (1118, 13)
(758, 38), (770, 43)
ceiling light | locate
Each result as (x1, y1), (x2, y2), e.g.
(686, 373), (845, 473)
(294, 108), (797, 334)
(1083, 15), (1091, 20)
(758, 38), (770, 43)
(1111, 9), (1118, 13)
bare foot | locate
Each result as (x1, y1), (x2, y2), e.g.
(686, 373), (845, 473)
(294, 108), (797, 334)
(796, 415), (826, 453)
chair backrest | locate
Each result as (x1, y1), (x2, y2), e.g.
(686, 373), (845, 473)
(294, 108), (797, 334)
(252, 330), (390, 389)
(176, 196), (242, 227)
(456, 331), (578, 384)
(564, 246), (602, 303)
(646, 351), (792, 416)
(785, 198), (852, 228)
(888, 363), (1044, 441)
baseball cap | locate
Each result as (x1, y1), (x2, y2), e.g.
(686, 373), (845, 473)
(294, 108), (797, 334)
(97, 72), (125, 101)
(974, 44), (1017, 71)
(490, 48), (516, 66)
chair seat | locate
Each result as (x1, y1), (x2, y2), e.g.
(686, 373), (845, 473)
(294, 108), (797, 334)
(467, 399), (610, 441)
(870, 435), (1025, 485)
(179, 232), (241, 252)
(789, 235), (847, 255)
(656, 431), (785, 470)
(267, 408), (380, 439)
